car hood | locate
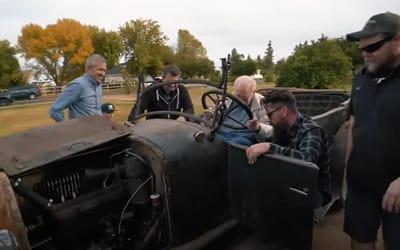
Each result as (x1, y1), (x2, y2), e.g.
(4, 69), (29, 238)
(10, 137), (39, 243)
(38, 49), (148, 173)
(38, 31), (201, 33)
(0, 115), (132, 176)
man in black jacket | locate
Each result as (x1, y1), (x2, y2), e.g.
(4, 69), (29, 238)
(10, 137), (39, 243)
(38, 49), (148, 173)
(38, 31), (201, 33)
(344, 12), (400, 250)
(127, 65), (194, 123)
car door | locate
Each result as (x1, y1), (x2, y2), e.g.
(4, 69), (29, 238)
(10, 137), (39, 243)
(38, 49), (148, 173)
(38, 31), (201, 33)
(9, 86), (25, 100)
(227, 144), (319, 250)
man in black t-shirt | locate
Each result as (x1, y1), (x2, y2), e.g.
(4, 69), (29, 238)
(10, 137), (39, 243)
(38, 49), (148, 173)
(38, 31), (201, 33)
(127, 65), (194, 123)
(344, 12), (400, 250)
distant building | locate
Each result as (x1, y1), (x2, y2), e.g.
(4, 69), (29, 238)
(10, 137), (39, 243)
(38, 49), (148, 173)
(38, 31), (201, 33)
(251, 69), (264, 83)
(105, 65), (124, 84)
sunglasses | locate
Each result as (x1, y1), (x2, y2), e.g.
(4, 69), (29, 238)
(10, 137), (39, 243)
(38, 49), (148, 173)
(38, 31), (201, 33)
(266, 105), (283, 117)
(359, 35), (395, 53)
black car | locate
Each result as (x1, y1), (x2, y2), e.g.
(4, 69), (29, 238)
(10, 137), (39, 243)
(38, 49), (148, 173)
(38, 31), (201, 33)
(7, 85), (41, 100)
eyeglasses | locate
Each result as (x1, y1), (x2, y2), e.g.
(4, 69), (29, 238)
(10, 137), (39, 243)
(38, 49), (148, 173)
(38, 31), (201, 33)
(266, 105), (283, 117)
(359, 35), (395, 53)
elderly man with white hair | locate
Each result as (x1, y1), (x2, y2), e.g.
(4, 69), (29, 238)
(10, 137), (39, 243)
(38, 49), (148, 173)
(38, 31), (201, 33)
(215, 75), (273, 146)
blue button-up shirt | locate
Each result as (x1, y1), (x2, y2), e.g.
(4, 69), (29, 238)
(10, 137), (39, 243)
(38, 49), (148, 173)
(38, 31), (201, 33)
(49, 74), (102, 122)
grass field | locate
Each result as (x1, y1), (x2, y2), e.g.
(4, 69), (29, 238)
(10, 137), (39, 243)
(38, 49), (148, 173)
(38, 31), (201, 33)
(0, 83), (275, 137)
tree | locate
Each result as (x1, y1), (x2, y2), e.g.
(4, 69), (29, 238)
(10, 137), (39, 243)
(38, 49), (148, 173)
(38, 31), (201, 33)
(119, 19), (168, 77)
(18, 19), (94, 85)
(336, 37), (364, 74)
(0, 40), (23, 89)
(230, 48), (244, 77)
(230, 49), (256, 78)
(276, 35), (353, 89)
(158, 45), (176, 69)
(87, 25), (123, 69)
(261, 40), (275, 82)
(175, 29), (215, 78)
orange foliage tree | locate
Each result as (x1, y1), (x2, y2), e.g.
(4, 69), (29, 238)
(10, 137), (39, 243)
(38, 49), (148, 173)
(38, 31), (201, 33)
(18, 19), (94, 86)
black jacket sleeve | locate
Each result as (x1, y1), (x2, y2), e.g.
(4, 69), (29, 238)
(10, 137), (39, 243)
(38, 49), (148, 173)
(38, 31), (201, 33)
(179, 86), (194, 114)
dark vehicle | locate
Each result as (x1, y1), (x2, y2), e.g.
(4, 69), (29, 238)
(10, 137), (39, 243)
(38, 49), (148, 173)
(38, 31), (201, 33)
(0, 58), (349, 250)
(7, 85), (41, 100)
(0, 91), (13, 106)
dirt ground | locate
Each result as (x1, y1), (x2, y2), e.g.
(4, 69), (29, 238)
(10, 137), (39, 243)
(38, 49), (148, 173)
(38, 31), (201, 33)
(312, 209), (384, 250)
(220, 208), (384, 250)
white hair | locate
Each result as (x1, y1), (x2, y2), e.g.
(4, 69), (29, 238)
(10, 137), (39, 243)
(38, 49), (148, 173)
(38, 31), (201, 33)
(233, 75), (256, 91)
(85, 54), (106, 69)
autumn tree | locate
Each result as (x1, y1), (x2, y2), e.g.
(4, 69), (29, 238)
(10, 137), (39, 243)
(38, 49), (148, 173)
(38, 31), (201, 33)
(0, 40), (23, 89)
(276, 35), (352, 89)
(175, 29), (214, 78)
(119, 19), (168, 77)
(18, 19), (94, 86)
(87, 25), (123, 69)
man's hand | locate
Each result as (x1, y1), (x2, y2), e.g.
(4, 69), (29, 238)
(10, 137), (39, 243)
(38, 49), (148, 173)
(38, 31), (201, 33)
(247, 118), (260, 131)
(176, 116), (187, 122)
(246, 143), (270, 165)
(382, 177), (400, 213)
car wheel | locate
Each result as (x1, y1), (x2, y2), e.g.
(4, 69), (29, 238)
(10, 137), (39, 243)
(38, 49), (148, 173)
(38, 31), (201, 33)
(29, 93), (36, 99)
(0, 99), (10, 106)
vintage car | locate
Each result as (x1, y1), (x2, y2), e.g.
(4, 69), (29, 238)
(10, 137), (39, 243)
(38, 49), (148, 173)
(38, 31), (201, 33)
(0, 59), (349, 250)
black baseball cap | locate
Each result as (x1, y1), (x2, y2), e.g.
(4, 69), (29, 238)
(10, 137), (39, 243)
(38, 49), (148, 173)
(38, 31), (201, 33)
(101, 103), (115, 113)
(346, 12), (400, 41)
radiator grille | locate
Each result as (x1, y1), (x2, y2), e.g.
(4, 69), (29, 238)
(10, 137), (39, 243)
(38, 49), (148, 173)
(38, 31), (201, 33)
(33, 173), (81, 203)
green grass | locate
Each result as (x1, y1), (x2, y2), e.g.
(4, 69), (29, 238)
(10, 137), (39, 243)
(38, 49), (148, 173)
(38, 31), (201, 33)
(0, 82), (275, 137)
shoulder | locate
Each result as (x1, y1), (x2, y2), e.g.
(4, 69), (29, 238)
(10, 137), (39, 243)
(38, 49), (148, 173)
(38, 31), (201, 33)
(254, 92), (264, 102)
(67, 76), (87, 87)
(178, 85), (190, 95)
(251, 93), (266, 112)
(178, 84), (189, 91)
(65, 78), (85, 91)
(352, 67), (369, 84)
(300, 114), (324, 135)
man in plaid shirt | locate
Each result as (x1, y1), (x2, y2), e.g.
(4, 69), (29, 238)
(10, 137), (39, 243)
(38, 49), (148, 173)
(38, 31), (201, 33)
(246, 89), (331, 207)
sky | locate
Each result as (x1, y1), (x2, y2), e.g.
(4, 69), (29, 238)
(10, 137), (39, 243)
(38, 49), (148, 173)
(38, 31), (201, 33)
(0, 0), (399, 68)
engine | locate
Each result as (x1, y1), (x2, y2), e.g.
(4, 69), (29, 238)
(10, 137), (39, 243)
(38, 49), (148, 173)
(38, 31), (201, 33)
(1, 116), (230, 250)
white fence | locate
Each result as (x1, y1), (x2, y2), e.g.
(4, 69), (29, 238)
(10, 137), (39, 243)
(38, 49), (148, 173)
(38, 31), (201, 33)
(39, 83), (126, 96)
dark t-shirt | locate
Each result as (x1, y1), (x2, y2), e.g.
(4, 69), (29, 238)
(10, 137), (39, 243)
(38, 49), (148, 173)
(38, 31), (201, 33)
(347, 66), (400, 194)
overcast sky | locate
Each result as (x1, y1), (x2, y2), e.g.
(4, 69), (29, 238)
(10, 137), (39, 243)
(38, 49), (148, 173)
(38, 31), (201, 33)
(0, 0), (399, 67)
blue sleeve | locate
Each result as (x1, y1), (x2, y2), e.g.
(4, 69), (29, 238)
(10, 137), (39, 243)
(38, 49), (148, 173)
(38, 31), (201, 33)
(49, 82), (83, 122)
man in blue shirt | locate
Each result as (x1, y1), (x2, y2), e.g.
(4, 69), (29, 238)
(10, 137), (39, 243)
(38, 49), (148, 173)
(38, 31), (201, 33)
(49, 54), (107, 122)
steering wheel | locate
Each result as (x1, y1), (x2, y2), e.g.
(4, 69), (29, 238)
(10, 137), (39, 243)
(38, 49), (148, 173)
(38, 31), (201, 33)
(201, 89), (253, 130)
(132, 110), (213, 127)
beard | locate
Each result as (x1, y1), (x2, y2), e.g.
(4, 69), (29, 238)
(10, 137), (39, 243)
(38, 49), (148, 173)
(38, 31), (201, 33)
(272, 120), (291, 146)
(365, 53), (398, 77)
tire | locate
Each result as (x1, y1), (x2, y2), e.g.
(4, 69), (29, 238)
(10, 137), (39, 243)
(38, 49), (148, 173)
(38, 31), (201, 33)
(29, 93), (36, 100)
(0, 98), (10, 106)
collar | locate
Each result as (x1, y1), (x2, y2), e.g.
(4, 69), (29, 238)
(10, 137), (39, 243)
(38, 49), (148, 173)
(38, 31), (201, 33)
(287, 113), (304, 140)
(362, 64), (400, 84)
(84, 74), (101, 86)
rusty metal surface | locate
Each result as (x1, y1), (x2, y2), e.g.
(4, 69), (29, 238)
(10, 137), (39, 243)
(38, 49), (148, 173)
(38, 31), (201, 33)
(0, 172), (31, 250)
(0, 115), (132, 176)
